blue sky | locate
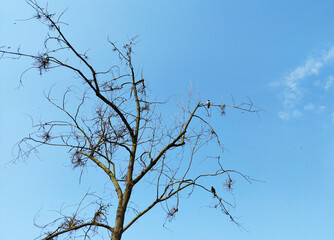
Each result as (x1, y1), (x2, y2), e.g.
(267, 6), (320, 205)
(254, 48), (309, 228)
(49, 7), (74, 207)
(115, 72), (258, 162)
(1, 0), (334, 239)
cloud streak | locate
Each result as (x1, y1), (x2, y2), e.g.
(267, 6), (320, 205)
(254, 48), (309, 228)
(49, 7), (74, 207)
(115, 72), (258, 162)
(324, 75), (334, 90)
(282, 47), (334, 108)
(274, 46), (334, 120)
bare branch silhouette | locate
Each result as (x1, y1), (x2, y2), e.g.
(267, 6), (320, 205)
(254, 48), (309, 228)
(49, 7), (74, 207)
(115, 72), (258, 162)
(1, 1), (262, 239)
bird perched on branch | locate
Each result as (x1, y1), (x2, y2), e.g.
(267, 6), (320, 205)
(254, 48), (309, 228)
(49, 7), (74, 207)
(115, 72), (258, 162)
(211, 186), (216, 196)
(206, 100), (211, 108)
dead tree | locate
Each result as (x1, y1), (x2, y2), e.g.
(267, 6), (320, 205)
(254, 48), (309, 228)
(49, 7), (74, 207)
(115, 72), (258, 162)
(1, 1), (260, 240)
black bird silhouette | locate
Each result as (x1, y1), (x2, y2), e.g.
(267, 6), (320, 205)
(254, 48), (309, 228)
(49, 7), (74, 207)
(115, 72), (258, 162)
(211, 186), (216, 196)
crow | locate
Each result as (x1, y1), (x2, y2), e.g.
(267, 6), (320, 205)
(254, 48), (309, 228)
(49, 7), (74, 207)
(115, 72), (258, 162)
(211, 186), (216, 196)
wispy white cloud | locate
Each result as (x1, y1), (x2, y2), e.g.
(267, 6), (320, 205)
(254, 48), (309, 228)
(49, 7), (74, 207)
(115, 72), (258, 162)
(292, 110), (303, 118)
(317, 105), (327, 113)
(274, 46), (334, 120)
(324, 75), (334, 90)
(304, 103), (315, 111)
(278, 109), (303, 120)
(278, 111), (290, 120)
(323, 47), (334, 62)
(281, 47), (334, 109)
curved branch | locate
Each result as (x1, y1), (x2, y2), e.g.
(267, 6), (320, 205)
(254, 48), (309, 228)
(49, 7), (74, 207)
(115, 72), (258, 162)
(42, 221), (113, 240)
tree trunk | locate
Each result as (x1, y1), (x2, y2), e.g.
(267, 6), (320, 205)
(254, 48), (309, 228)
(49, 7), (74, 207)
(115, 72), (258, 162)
(111, 205), (125, 240)
(111, 229), (123, 240)
(112, 151), (135, 240)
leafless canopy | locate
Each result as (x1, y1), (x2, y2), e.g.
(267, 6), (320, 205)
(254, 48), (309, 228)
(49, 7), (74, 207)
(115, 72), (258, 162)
(1, 1), (261, 240)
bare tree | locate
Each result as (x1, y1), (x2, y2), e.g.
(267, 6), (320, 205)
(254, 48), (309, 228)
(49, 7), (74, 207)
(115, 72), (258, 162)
(1, 1), (260, 240)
